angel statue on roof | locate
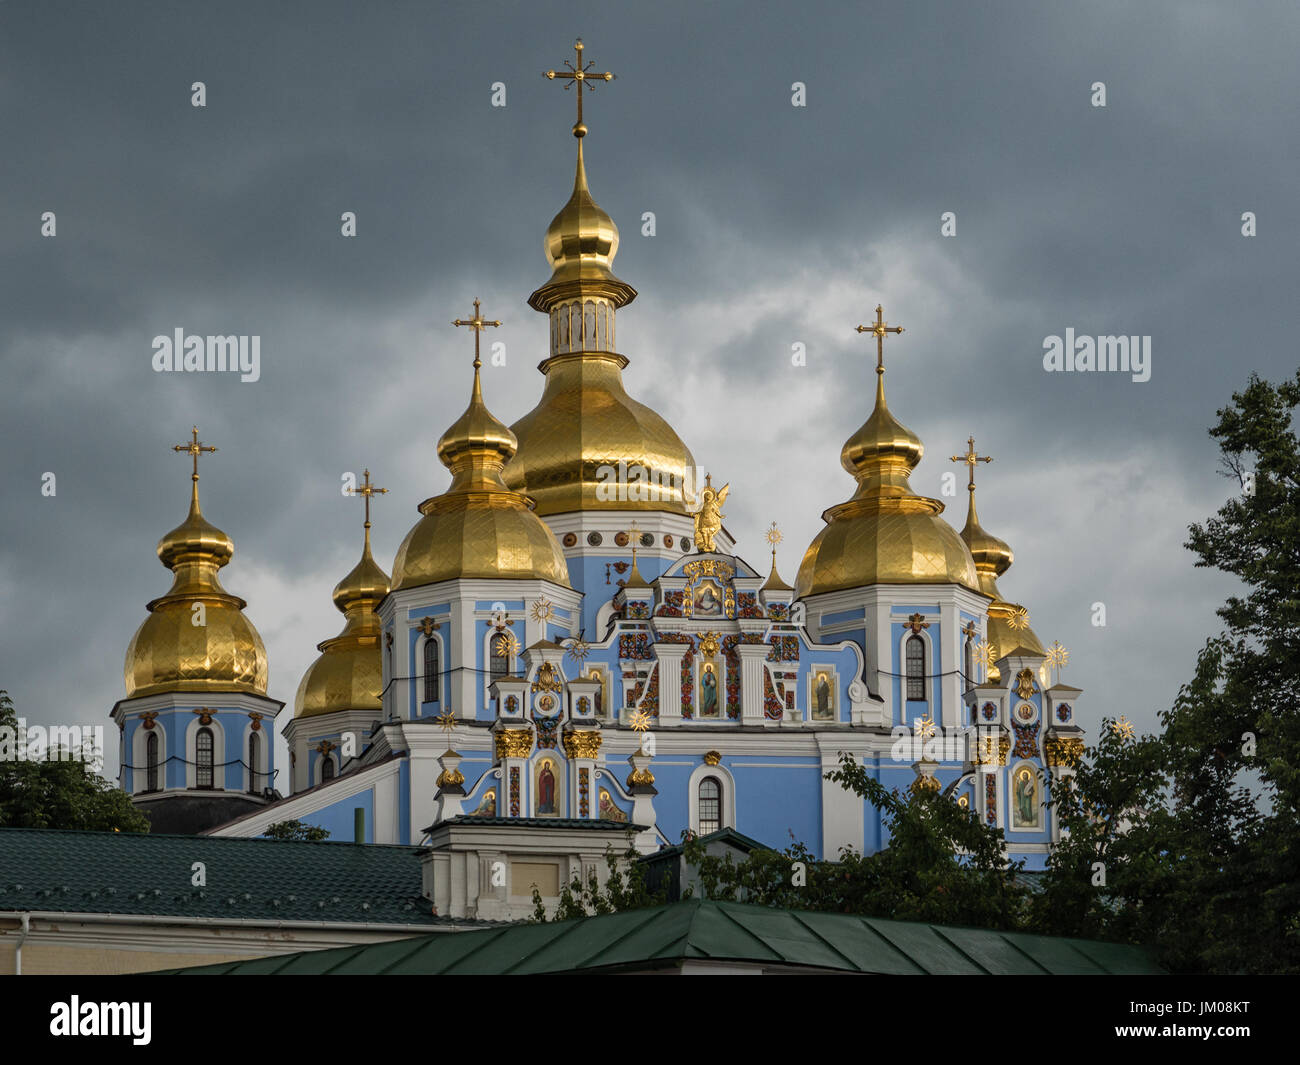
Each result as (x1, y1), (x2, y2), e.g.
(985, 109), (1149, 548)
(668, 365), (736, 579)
(692, 473), (730, 553)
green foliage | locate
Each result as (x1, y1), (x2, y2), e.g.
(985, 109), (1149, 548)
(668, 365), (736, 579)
(0, 691), (150, 833)
(684, 758), (1030, 930)
(530, 835), (673, 922)
(264, 819), (330, 841)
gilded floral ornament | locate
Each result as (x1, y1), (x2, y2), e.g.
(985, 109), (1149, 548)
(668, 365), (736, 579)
(696, 631), (721, 659)
(627, 767), (656, 787)
(1045, 737), (1086, 766)
(494, 728), (534, 760)
(435, 766), (465, 789)
(1014, 668), (1038, 699)
(703, 750), (722, 766)
(562, 729), (602, 759)
(532, 661), (563, 693)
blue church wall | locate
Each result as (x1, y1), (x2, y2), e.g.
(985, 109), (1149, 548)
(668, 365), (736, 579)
(732, 761), (822, 857)
(287, 789), (376, 843)
(397, 758), (411, 843)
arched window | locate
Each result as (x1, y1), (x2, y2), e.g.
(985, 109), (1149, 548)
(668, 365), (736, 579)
(196, 727), (214, 789)
(490, 632), (511, 682)
(964, 636), (974, 685)
(146, 731), (159, 792)
(698, 777), (722, 835)
(905, 636), (926, 701)
(248, 732), (260, 793)
(423, 638), (440, 704)
(321, 756), (335, 782)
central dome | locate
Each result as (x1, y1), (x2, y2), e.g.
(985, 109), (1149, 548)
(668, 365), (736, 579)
(503, 139), (696, 516)
(797, 369), (981, 597)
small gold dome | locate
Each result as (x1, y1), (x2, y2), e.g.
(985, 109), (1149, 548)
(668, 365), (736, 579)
(296, 524), (389, 719)
(957, 483), (1043, 662)
(528, 141), (636, 313)
(797, 372), (980, 597)
(392, 354), (571, 590)
(125, 479), (268, 697)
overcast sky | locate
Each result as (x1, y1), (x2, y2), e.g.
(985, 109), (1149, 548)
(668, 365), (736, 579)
(2, 1), (1295, 782)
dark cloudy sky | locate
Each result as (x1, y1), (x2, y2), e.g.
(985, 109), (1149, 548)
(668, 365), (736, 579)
(2, 1), (1295, 779)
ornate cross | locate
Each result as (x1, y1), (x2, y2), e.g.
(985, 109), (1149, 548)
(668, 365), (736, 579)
(347, 468), (387, 530)
(418, 616), (440, 637)
(854, 304), (904, 374)
(452, 298), (501, 368)
(950, 436), (993, 491)
(545, 38), (615, 138)
(906, 612), (930, 635)
(173, 426), (217, 482)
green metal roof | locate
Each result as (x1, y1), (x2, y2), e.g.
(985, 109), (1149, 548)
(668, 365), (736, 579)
(149, 898), (1165, 975)
(0, 827), (466, 926)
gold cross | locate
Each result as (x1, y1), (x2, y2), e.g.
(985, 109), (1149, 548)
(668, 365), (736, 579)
(545, 38), (616, 138)
(452, 298), (501, 368)
(173, 426), (216, 483)
(854, 304), (904, 374)
(950, 436), (993, 491)
(347, 468), (388, 530)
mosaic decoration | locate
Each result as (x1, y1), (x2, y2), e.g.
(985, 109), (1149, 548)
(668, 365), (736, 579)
(985, 775), (997, 826)
(736, 592), (763, 619)
(598, 789), (628, 823)
(577, 695), (591, 714)
(1056, 703), (1072, 722)
(640, 663), (661, 714)
(1012, 721), (1040, 758)
(763, 669), (784, 720)
(578, 768), (590, 818)
(658, 590), (685, 617)
(509, 767), (521, 817)
(767, 602), (790, 621)
(625, 600), (651, 619)
(981, 701), (998, 721)
(723, 634), (741, 718)
(535, 715), (560, 749)
(505, 694), (519, 714)
(618, 632), (653, 659)
(766, 635), (799, 662)
(469, 789), (497, 817)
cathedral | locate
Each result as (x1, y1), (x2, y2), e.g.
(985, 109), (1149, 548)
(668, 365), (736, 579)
(109, 41), (1085, 918)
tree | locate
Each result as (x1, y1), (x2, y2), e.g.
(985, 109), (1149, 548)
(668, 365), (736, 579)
(530, 838), (672, 921)
(264, 819), (330, 841)
(0, 691), (149, 833)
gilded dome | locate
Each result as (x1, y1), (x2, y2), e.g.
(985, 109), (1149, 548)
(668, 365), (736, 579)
(295, 521), (389, 719)
(505, 140), (695, 516)
(391, 350), (571, 590)
(503, 353), (697, 515)
(125, 478), (268, 697)
(796, 370), (981, 597)
(957, 483), (1043, 664)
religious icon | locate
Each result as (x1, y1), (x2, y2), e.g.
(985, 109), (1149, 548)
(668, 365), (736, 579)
(536, 759), (558, 816)
(695, 579), (722, 616)
(700, 663), (719, 717)
(814, 671), (834, 721)
(1015, 702), (1036, 724)
(1013, 767), (1038, 827)
(598, 789), (627, 823)
(692, 474), (730, 553)
(586, 667), (606, 717)
(470, 789), (496, 817)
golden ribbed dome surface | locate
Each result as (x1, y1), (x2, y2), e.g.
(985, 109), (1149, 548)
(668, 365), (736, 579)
(503, 353), (697, 515)
(125, 480), (268, 697)
(392, 353), (571, 590)
(797, 372), (980, 597)
(296, 524), (389, 719)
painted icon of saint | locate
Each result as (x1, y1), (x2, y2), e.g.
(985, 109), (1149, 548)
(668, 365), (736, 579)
(816, 673), (831, 719)
(1015, 769), (1036, 824)
(538, 762), (556, 815)
(701, 664), (718, 716)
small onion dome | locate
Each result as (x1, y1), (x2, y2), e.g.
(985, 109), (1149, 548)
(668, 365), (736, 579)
(958, 486), (1044, 662)
(797, 372), (980, 597)
(392, 356), (570, 590)
(124, 480), (267, 697)
(528, 141), (636, 313)
(294, 527), (389, 720)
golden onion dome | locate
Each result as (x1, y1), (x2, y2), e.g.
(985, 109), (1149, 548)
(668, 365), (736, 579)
(295, 520), (389, 719)
(392, 350), (571, 590)
(505, 140), (695, 515)
(796, 369), (981, 597)
(957, 482), (1043, 664)
(125, 476), (268, 697)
